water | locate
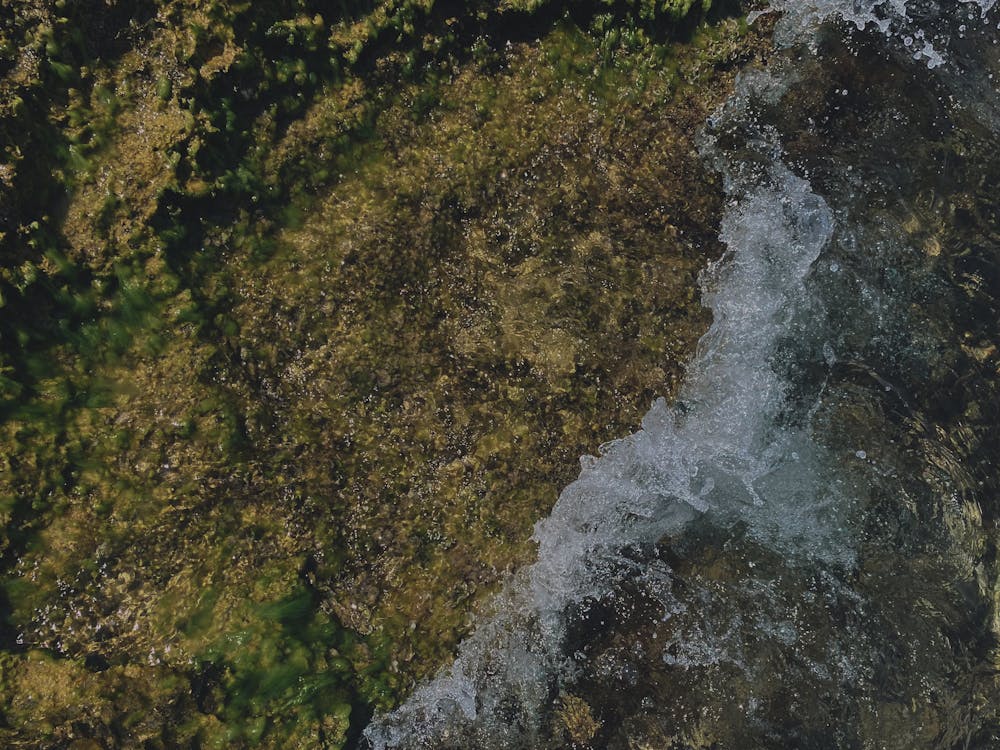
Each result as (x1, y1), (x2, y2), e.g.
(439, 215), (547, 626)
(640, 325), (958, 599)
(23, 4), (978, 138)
(364, 2), (1000, 747)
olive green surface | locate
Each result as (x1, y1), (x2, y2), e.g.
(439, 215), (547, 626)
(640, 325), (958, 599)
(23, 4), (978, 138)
(0, 1), (769, 746)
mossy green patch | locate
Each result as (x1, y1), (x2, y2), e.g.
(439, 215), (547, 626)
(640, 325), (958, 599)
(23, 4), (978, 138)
(0, 0), (770, 746)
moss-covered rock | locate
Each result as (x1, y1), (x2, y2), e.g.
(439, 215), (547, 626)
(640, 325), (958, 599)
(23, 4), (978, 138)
(0, 1), (771, 746)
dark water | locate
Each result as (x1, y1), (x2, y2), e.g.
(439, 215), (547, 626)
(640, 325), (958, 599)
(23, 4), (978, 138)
(365, 2), (1000, 747)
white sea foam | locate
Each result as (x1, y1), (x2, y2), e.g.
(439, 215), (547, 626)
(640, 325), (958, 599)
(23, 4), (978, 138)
(962, 0), (998, 16)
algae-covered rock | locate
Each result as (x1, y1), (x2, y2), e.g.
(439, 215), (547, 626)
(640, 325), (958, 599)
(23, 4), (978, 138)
(0, 0), (770, 746)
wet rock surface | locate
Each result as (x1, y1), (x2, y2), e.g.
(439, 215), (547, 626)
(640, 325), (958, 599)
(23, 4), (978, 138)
(0, 1), (769, 746)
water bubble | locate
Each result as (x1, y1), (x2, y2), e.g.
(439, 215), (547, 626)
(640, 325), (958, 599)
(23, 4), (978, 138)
(823, 342), (837, 366)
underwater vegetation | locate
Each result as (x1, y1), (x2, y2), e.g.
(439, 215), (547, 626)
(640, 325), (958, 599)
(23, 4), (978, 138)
(0, 0), (770, 746)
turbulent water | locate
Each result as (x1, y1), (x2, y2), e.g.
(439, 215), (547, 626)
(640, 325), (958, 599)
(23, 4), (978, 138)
(365, 1), (1000, 747)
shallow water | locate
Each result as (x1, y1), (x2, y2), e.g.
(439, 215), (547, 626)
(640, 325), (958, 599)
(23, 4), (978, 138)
(365, 2), (1000, 748)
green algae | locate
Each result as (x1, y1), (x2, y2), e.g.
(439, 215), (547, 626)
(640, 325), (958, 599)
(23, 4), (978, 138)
(0, 1), (770, 746)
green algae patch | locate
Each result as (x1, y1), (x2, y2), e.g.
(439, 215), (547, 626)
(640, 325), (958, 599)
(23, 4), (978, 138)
(0, 1), (770, 746)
